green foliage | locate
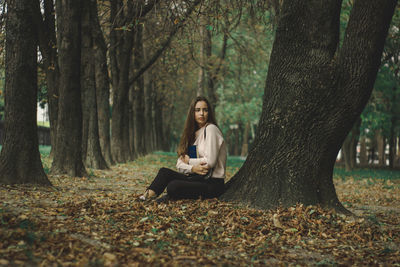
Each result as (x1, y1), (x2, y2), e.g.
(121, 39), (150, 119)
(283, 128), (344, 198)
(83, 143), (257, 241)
(39, 145), (51, 156)
(361, 66), (400, 138)
(215, 11), (273, 142)
(358, 7), (400, 139)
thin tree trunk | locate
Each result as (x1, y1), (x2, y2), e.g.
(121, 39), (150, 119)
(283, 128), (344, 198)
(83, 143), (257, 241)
(203, 15), (217, 110)
(51, 0), (86, 177)
(33, 0), (59, 158)
(0, 0), (50, 185)
(197, 14), (205, 96)
(143, 23), (155, 153)
(81, 0), (108, 170)
(91, 0), (114, 166)
(133, 24), (146, 156)
(241, 122), (250, 157)
(144, 77), (154, 152)
(376, 130), (386, 167)
(154, 96), (164, 151)
(342, 139), (351, 171)
(234, 126), (240, 156)
(109, 0), (134, 163)
(350, 118), (361, 169)
(359, 136), (368, 166)
(389, 86), (397, 168)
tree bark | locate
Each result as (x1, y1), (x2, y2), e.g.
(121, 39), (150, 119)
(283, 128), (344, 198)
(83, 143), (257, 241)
(0, 0), (50, 185)
(91, 0), (114, 166)
(144, 66), (155, 153)
(154, 92), (166, 151)
(388, 86), (397, 168)
(133, 24), (146, 156)
(342, 139), (351, 171)
(81, 0), (108, 170)
(197, 14), (206, 97)
(51, 0), (87, 177)
(234, 125), (240, 156)
(33, 0), (59, 157)
(203, 16), (217, 110)
(376, 130), (386, 167)
(359, 136), (368, 166)
(342, 118), (360, 171)
(350, 119), (360, 169)
(222, 0), (397, 213)
(241, 122), (250, 158)
(109, 0), (134, 163)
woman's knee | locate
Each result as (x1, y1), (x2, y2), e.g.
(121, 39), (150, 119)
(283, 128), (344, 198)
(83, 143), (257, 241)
(166, 180), (180, 197)
(158, 167), (176, 177)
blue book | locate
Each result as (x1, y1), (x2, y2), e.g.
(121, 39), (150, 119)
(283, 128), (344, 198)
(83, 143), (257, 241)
(188, 145), (197, 158)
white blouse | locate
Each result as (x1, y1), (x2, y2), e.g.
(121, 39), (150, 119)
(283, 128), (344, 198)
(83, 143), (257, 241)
(176, 124), (227, 179)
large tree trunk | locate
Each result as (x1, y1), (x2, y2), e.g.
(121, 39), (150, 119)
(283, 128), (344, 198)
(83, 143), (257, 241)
(81, 0), (108, 170)
(109, 0), (134, 163)
(51, 0), (87, 177)
(91, 0), (114, 166)
(34, 0), (59, 158)
(0, 0), (50, 185)
(222, 0), (397, 213)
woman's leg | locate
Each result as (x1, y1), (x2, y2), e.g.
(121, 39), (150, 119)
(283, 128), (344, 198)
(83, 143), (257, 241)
(147, 167), (187, 196)
(167, 178), (224, 200)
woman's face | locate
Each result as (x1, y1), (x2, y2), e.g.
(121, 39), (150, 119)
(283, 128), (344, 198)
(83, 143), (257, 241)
(194, 101), (209, 128)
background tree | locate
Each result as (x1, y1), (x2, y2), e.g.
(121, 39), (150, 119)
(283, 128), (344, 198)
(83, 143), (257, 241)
(222, 0), (397, 213)
(33, 0), (59, 158)
(50, 0), (86, 176)
(81, 0), (108, 169)
(92, 0), (115, 166)
(0, 0), (50, 185)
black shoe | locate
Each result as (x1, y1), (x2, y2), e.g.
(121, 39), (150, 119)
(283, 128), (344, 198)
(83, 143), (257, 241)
(156, 194), (170, 204)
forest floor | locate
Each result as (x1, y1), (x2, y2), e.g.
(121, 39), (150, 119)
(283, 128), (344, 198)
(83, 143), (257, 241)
(0, 152), (399, 266)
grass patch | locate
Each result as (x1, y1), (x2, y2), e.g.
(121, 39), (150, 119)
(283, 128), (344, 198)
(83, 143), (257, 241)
(37, 121), (50, 128)
(39, 145), (51, 156)
(333, 166), (400, 181)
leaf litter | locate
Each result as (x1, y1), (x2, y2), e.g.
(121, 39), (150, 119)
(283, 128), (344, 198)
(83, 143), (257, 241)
(0, 153), (399, 266)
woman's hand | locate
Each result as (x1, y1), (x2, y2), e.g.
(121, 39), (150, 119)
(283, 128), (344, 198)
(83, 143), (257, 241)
(179, 154), (190, 164)
(191, 162), (210, 175)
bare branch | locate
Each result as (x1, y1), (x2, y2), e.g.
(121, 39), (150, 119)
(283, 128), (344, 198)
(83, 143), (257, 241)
(129, 0), (203, 87)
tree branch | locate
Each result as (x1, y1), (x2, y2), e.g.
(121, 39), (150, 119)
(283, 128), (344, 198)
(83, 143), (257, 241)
(129, 0), (202, 87)
(134, 0), (161, 18)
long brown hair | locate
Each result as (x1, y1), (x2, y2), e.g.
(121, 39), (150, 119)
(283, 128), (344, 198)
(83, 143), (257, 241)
(177, 96), (218, 156)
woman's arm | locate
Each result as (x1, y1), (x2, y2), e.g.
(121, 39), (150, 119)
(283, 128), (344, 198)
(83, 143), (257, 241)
(176, 156), (210, 175)
(176, 157), (192, 174)
(189, 124), (224, 168)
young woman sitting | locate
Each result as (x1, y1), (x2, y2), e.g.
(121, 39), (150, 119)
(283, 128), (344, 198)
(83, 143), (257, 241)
(139, 96), (227, 202)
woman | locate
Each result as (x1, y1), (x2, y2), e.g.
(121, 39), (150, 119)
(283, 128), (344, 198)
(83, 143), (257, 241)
(139, 96), (227, 202)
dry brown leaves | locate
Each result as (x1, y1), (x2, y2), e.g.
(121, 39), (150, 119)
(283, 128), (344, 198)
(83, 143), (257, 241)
(0, 153), (399, 266)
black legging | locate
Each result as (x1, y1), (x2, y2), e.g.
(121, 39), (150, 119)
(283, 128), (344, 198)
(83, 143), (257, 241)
(147, 167), (225, 200)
